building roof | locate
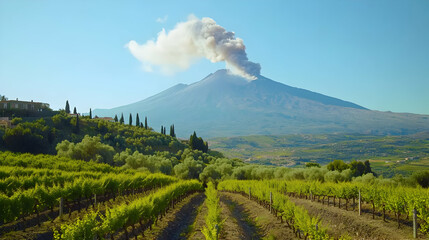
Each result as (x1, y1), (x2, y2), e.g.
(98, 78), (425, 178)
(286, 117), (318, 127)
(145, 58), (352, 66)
(0, 99), (48, 105)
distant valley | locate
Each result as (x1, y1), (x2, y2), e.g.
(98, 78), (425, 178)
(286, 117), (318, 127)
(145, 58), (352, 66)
(209, 132), (429, 177)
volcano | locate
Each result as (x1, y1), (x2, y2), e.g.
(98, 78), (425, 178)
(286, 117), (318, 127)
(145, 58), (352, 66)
(93, 70), (429, 137)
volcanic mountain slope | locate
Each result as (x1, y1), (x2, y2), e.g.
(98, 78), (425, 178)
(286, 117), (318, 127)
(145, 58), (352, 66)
(94, 69), (429, 137)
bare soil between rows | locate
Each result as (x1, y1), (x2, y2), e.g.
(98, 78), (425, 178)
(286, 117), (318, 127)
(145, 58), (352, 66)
(289, 196), (426, 240)
(155, 193), (205, 240)
(220, 192), (298, 240)
(135, 192), (205, 240)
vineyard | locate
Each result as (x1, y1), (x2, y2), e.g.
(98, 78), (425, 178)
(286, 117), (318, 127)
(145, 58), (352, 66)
(0, 146), (429, 240)
(2, 1), (429, 239)
(0, 152), (428, 239)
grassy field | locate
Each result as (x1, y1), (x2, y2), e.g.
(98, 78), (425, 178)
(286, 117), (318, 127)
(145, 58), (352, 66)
(209, 132), (429, 177)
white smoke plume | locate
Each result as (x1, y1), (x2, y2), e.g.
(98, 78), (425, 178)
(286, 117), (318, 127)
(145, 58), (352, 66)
(126, 15), (261, 80)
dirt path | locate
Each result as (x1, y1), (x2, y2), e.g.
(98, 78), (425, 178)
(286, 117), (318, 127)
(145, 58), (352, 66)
(289, 196), (425, 240)
(220, 193), (262, 240)
(221, 192), (298, 240)
(188, 198), (207, 240)
(140, 192), (205, 240)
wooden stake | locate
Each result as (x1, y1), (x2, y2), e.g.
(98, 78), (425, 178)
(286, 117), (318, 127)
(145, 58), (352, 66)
(249, 187), (251, 200)
(358, 189), (361, 216)
(413, 208), (417, 238)
(59, 197), (64, 217)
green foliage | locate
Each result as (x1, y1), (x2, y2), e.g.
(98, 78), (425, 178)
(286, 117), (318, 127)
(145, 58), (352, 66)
(2, 112), (186, 156)
(174, 157), (204, 179)
(3, 118), (53, 153)
(202, 182), (222, 240)
(279, 179), (429, 236)
(170, 124), (176, 138)
(0, 128), (4, 147)
(306, 162), (320, 168)
(74, 114), (80, 133)
(135, 113), (140, 127)
(52, 111), (71, 129)
(119, 113), (124, 124)
(411, 170), (429, 188)
(57, 211), (98, 240)
(56, 135), (115, 164)
(190, 131), (208, 153)
(65, 100), (70, 114)
(57, 180), (202, 240)
(128, 113), (132, 125)
(199, 158), (244, 183)
(10, 117), (22, 125)
(324, 169), (352, 183)
(211, 133), (429, 177)
(0, 166), (177, 225)
(218, 180), (330, 239)
(349, 160), (373, 177)
(115, 149), (174, 174)
(327, 160), (349, 172)
(0, 152), (119, 173)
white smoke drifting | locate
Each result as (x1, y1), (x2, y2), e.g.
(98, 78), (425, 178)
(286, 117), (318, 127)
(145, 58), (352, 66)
(126, 15), (261, 79)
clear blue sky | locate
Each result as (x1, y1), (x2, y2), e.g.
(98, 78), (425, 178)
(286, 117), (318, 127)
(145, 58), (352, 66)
(1, 0), (428, 114)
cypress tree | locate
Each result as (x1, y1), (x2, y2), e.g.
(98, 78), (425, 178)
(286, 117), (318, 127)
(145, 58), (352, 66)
(89, 108), (92, 119)
(114, 114), (118, 122)
(73, 107), (77, 114)
(65, 100), (70, 114)
(145, 117), (148, 129)
(204, 141), (208, 153)
(140, 122), (143, 128)
(364, 160), (373, 174)
(189, 131), (196, 149)
(129, 113), (132, 125)
(75, 114), (80, 133)
(120, 113), (124, 124)
(189, 132), (207, 153)
(161, 126), (164, 134)
(135, 113), (140, 127)
(170, 124), (176, 137)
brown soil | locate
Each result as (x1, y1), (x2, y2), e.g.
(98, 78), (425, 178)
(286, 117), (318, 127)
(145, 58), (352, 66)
(221, 192), (298, 240)
(188, 197), (207, 240)
(220, 193), (262, 240)
(289, 196), (425, 240)
(134, 192), (205, 240)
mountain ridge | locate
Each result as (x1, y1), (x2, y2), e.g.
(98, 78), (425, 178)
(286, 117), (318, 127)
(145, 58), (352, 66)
(94, 69), (429, 137)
